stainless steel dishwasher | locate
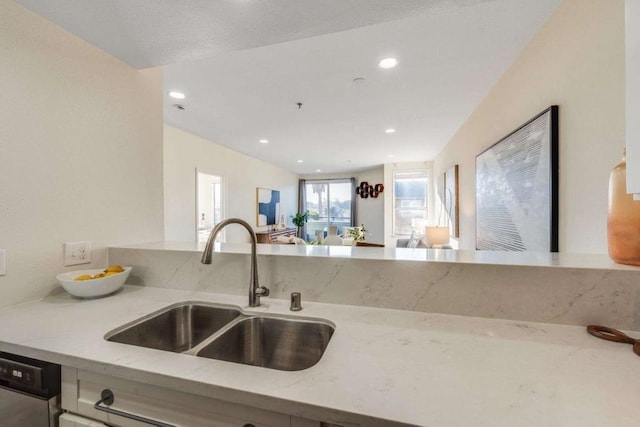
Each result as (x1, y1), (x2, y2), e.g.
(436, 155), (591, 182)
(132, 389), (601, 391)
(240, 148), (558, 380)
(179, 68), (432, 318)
(0, 352), (61, 427)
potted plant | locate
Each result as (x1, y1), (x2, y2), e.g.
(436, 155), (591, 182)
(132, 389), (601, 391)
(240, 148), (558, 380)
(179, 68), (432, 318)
(291, 211), (309, 238)
(347, 224), (367, 242)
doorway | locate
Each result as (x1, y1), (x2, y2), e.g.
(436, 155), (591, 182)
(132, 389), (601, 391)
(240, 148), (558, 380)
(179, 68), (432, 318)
(196, 170), (224, 243)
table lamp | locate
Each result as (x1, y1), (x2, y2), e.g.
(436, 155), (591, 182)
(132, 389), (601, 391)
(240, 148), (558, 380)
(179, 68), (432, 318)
(425, 226), (450, 248)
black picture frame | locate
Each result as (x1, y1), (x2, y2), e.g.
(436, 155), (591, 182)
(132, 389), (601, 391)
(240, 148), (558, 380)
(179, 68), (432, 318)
(475, 106), (559, 252)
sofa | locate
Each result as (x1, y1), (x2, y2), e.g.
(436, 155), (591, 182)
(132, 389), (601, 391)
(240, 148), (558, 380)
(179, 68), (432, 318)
(395, 237), (428, 248)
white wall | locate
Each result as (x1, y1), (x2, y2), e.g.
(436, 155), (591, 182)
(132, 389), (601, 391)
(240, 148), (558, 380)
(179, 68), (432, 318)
(433, 0), (624, 253)
(0, 1), (164, 307)
(354, 167), (385, 245)
(164, 125), (298, 243)
(301, 167), (385, 244)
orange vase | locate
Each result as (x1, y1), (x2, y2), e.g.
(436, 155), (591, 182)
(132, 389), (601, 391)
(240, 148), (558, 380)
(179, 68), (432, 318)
(607, 149), (640, 265)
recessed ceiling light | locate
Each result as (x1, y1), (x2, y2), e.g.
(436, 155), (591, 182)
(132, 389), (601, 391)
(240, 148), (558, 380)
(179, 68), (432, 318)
(169, 91), (186, 99)
(259, 139), (269, 144)
(378, 58), (398, 69)
(297, 160), (304, 163)
(316, 169), (321, 172)
(385, 128), (396, 134)
(387, 154), (395, 158)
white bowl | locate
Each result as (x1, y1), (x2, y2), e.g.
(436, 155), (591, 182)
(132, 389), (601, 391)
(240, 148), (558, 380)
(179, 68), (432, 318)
(56, 267), (131, 298)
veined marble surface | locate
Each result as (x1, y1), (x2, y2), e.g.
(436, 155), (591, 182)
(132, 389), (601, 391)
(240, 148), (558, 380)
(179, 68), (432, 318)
(109, 243), (640, 330)
(113, 241), (640, 269)
(1, 286), (639, 426)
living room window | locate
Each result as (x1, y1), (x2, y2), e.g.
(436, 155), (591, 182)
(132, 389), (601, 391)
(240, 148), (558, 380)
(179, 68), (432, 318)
(301, 179), (355, 241)
(393, 170), (429, 235)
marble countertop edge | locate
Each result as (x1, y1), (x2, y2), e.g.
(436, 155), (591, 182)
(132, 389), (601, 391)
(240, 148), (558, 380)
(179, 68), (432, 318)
(110, 241), (640, 271)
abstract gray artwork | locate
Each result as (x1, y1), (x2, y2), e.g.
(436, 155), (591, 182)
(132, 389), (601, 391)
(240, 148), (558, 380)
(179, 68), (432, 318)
(476, 107), (558, 251)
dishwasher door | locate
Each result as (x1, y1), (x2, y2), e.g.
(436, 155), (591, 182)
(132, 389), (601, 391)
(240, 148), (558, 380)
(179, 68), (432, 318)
(0, 385), (60, 427)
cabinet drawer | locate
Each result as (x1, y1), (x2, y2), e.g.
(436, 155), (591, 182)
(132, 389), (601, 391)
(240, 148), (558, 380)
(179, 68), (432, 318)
(60, 413), (109, 427)
(62, 367), (291, 427)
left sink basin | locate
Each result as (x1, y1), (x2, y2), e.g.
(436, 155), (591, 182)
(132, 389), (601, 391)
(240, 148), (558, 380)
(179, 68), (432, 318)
(105, 302), (241, 353)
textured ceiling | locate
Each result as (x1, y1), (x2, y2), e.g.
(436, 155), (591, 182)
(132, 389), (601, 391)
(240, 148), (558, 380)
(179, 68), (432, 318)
(163, 0), (563, 174)
(16, 0), (499, 69)
(16, 0), (562, 174)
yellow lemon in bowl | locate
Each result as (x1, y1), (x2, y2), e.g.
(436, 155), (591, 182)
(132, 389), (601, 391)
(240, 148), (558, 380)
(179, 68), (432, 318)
(104, 265), (124, 273)
(58, 267), (132, 298)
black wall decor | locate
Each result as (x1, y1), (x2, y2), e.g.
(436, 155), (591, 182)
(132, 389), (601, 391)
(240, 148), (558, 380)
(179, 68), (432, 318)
(356, 182), (384, 199)
(476, 106), (559, 252)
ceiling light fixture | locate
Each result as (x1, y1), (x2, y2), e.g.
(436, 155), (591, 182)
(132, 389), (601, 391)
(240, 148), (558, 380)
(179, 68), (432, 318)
(259, 139), (269, 144)
(316, 169), (322, 173)
(387, 154), (395, 158)
(297, 160), (304, 163)
(378, 58), (398, 69)
(169, 91), (186, 99)
(385, 128), (396, 134)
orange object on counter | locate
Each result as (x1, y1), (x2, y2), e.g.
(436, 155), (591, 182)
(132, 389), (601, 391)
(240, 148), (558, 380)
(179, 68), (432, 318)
(607, 149), (640, 265)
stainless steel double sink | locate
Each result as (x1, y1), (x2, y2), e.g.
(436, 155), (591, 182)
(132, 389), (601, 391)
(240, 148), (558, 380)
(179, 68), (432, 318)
(104, 302), (335, 371)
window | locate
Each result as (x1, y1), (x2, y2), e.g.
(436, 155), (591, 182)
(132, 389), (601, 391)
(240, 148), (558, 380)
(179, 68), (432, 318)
(303, 179), (353, 242)
(393, 170), (429, 235)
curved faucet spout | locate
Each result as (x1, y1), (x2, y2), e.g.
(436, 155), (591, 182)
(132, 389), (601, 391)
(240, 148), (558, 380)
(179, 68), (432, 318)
(201, 218), (269, 307)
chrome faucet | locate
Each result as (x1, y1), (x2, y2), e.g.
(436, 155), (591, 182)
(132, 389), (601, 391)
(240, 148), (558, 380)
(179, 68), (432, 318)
(201, 218), (270, 307)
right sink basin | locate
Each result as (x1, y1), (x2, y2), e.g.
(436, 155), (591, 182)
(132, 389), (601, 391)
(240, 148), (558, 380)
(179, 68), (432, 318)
(197, 316), (335, 371)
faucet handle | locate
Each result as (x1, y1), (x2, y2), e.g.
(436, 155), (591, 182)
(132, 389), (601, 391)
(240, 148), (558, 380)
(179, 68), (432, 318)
(255, 286), (270, 297)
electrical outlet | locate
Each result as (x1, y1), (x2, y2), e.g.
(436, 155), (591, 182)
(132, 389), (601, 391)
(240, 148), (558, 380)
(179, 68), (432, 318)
(64, 241), (92, 266)
(0, 249), (6, 276)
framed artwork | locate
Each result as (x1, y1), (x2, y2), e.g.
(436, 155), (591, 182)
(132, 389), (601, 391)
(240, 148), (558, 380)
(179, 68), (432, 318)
(476, 106), (559, 252)
(256, 188), (280, 227)
(445, 165), (459, 238)
(436, 172), (445, 211)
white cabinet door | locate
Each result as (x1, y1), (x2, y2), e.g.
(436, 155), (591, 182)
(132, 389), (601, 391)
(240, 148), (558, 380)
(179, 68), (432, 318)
(627, 0), (640, 195)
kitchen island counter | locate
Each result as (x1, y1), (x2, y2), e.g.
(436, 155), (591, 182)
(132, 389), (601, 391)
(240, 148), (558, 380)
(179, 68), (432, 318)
(0, 285), (638, 426)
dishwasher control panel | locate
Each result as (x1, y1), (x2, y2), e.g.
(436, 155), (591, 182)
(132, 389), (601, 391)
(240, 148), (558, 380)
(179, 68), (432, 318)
(0, 352), (60, 398)
(0, 358), (43, 389)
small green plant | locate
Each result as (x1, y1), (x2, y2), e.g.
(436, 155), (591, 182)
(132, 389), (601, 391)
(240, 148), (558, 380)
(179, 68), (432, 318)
(347, 224), (367, 241)
(291, 211), (309, 228)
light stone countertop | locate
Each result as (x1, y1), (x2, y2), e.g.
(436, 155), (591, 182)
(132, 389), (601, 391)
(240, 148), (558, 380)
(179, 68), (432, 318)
(113, 241), (640, 271)
(1, 285), (640, 426)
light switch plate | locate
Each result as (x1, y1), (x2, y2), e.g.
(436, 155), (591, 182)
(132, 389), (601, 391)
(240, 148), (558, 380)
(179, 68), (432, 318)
(64, 241), (92, 266)
(0, 249), (5, 276)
